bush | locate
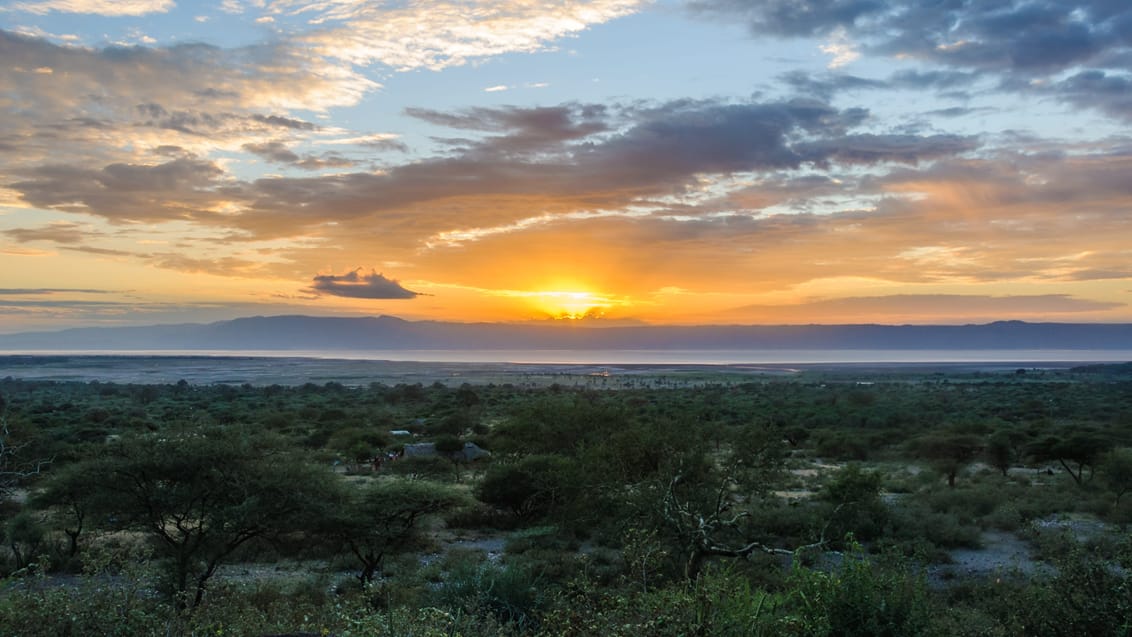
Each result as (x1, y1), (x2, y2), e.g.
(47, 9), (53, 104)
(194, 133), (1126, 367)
(777, 553), (931, 637)
(436, 560), (548, 631)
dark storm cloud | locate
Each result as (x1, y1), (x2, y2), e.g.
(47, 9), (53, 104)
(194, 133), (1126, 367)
(309, 270), (421, 299)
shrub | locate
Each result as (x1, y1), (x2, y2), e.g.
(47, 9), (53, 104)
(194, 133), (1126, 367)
(778, 553), (931, 637)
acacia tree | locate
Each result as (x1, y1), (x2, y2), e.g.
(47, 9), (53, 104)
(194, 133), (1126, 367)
(985, 431), (1016, 477)
(1099, 448), (1132, 504)
(911, 432), (983, 488)
(34, 460), (104, 558)
(48, 429), (340, 607)
(327, 478), (469, 583)
(821, 464), (887, 545)
(1029, 431), (1111, 486)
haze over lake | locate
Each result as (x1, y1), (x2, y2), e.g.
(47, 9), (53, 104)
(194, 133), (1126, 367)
(7, 348), (1132, 365)
(3, 349), (1129, 387)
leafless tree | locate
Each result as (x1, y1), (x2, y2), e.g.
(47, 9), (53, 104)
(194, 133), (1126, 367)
(0, 401), (50, 505)
(661, 459), (834, 580)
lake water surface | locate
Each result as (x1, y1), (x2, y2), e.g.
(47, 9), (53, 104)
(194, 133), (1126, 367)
(0, 349), (1129, 386)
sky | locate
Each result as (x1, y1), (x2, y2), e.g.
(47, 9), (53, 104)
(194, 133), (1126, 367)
(2, 0), (1132, 332)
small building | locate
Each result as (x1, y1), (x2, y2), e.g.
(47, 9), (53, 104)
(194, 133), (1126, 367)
(402, 441), (491, 462)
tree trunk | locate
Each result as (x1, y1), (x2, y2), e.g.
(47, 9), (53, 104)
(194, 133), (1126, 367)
(352, 545), (384, 584)
(1059, 459), (1084, 485)
(684, 549), (705, 581)
(10, 542), (25, 570)
(174, 555), (191, 609)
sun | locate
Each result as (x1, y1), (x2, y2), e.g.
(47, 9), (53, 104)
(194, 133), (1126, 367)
(532, 290), (610, 320)
(504, 278), (633, 321)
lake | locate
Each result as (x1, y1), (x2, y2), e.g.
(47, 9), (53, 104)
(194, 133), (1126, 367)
(0, 349), (1129, 386)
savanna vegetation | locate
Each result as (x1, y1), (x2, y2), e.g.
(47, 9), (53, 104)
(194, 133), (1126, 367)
(1, 361), (1132, 635)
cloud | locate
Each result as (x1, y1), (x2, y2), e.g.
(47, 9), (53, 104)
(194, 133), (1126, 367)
(778, 68), (984, 101)
(309, 270), (422, 299)
(277, 0), (648, 71)
(0, 29), (376, 169)
(694, 0), (1132, 121)
(4, 221), (99, 244)
(293, 154), (356, 170)
(0, 288), (112, 295)
(779, 70), (886, 100)
(689, 0), (885, 38)
(242, 141), (358, 170)
(147, 253), (266, 277)
(9, 6), (1120, 319)
(189, 97), (982, 243)
(3, 96), (975, 247)
(10, 157), (226, 222)
(9, 0), (174, 16)
(322, 133), (407, 152)
(405, 103), (610, 154)
(242, 141), (300, 164)
(1052, 70), (1132, 122)
(249, 114), (318, 131)
(798, 133), (978, 165)
(696, 1), (1131, 73)
(820, 27), (859, 69)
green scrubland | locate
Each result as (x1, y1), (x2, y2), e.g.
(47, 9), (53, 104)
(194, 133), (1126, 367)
(1, 364), (1131, 636)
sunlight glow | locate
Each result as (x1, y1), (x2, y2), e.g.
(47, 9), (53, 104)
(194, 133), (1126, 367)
(531, 290), (610, 320)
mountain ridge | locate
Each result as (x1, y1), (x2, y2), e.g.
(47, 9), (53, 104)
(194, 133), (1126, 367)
(2, 315), (1132, 351)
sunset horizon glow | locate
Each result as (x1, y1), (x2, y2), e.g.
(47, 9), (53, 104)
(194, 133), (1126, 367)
(2, 1), (1131, 334)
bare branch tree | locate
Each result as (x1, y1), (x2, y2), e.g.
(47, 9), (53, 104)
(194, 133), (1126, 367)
(662, 468), (835, 580)
(0, 403), (50, 504)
